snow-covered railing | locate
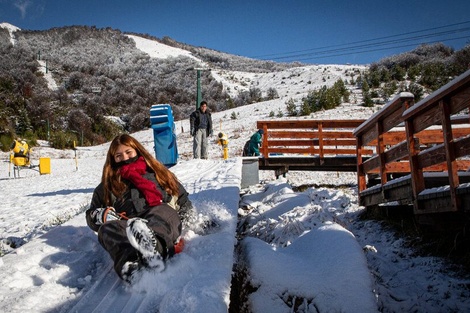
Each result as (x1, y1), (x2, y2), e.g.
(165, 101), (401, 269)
(354, 69), (470, 216)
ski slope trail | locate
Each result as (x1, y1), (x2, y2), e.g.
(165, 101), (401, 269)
(0, 158), (242, 313)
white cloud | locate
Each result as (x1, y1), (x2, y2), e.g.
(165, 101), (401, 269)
(13, 0), (31, 19)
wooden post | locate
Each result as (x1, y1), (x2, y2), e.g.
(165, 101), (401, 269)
(439, 100), (459, 211)
(261, 123), (268, 157)
(318, 122), (324, 163)
(405, 118), (425, 213)
(376, 122), (387, 186)
(356, 136), (366, 198)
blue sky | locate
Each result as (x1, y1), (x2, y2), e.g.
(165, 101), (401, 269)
(1, 0), (470, 64)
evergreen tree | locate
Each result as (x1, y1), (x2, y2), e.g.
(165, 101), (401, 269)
(285, 98), (297, 116)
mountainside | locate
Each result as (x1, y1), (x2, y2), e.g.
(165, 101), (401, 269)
(0, 23), (365, 148)
(1, 22), (469, 151)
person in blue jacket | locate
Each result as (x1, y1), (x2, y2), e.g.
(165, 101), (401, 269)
(248, 129), (264, 156)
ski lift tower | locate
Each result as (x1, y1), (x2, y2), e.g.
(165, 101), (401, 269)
(193, 67), (210, 109)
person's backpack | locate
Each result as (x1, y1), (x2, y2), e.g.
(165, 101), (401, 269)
(242, 140), (251, 156)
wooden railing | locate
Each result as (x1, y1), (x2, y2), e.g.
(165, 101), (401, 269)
(256, 120), (367, 158)
(354, 69), (470, 214)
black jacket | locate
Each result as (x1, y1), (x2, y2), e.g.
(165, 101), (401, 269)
(86, 170), (193, 232)
(189, 109), (213, 134)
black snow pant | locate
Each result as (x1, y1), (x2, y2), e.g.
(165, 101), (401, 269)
(97, 203), (182, 280)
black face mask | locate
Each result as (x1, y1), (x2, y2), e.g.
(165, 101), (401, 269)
(113, 155), (139, 168)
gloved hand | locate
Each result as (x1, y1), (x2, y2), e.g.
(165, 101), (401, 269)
(92, 207), (122, 225)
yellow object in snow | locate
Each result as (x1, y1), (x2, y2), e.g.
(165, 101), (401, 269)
(217, 132), (229, 160)
(9, 139), (52, 177)
(10, 140), (31, 167)
(39, 157), (51, 175)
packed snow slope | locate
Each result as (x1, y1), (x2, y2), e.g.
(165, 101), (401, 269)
(0, 142), (242, 312)
(0, 128), (376, 312)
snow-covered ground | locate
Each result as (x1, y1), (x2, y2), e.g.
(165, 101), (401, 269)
(0, 151), (242, 313)
(126, 34), (200, 62)
(1, 98), (470, 312)
(1, 26), (470, 312)
(0, 128), (378, 313)
(37, 60), (59, 91)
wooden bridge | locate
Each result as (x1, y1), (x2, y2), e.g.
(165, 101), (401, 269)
(354, 69), (470, 225)
(255, 69), (470, 226)
(256, 119), (367, 177)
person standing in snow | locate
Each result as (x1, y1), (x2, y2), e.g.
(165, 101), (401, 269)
(85, 134), (194, 283)
(189, 101), (213, 159)
(248, 129), (264, 156)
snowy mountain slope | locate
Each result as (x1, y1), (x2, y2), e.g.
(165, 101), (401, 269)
(210, 64), (366, 100)
(1, 23), (470, 313)
(1, 23), (367, 107)
(125, 34), (367, 100)
(0, 22), (20, 45)
(37, 60), (59, 91)
(126, 34), (200, 61)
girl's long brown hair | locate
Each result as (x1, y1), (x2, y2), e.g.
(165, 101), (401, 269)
(102, 134), (179, 206)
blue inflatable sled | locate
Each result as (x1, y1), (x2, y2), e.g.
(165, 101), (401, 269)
(150, 104), (178, 168)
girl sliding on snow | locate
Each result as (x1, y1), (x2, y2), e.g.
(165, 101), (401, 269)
(86, 134), (194, 283)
